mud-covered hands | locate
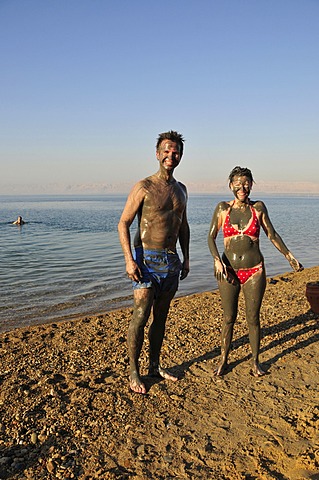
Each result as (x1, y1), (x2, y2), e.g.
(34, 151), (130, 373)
(286, 252), (304, 272)
(214, 258), (227, 282)
(126, 259), (142, 282)
(180, 259), (190, 280)
(214, 258), (237, 284)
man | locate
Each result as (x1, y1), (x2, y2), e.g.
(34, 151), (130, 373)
(118, 130), (190, 394)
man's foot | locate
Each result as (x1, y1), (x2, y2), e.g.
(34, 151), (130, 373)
(129, 370), (147, 394)
(251, 361), (266, 377)
(214, 361), (228, 376)
(148, 365), (178, 382)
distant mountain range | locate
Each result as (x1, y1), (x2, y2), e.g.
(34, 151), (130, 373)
(1, 181), (319, 195)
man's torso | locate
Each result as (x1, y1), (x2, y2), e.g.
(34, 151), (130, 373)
(134, 176), (187, 250)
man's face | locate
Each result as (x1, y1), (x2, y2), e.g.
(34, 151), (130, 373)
(230, 175), (252, 202)
(156, 140), (181, 171)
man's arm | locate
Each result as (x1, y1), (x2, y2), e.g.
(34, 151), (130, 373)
(178, 207), (190, 280)
(118, 182), (145, 282)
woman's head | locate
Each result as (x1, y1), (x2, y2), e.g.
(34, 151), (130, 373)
(228, 166), (254, 185)
(228, 166), (254, 202)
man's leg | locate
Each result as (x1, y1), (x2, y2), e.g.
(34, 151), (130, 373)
(128, 287), (154, 393)
(242, 269), (266, 376)
(215, 279), (240, 375)
(148, 287), (178, 381)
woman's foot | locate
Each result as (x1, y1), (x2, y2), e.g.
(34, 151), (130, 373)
(148, 365), (178, 382)
(214, 361), (228, 376)
(251, 361), (266, 377)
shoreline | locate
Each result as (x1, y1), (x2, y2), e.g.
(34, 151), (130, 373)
(0, 266), (318, 478)
(2, 265), (318, 335)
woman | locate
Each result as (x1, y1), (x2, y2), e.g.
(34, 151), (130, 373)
(208, 166), (303, 377)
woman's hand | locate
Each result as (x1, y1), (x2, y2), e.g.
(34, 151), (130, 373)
(287, 253), (304, 272)
(214, 258), (238, 284)
(214, 258), (227, 282)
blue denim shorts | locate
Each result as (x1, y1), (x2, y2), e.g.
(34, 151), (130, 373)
(132, 247), (182, 296)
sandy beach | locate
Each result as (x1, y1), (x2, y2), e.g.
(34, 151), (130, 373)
(0, 266), (318, 479)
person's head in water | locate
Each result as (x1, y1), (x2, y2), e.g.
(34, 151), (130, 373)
(13, 216), (25, 225)
(156, 131), (185, 158)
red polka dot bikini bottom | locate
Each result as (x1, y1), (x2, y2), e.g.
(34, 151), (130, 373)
(227, 262), (263, 285)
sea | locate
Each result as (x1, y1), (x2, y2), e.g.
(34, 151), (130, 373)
(1, 194), (318, 332)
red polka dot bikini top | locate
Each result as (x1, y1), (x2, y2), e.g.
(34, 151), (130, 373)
(223, 203), (260, 238)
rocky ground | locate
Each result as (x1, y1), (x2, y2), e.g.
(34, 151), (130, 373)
(0, 266), (318, 479)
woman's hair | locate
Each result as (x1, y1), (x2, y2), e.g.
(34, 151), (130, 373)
(156, 130), (185, 157)
(228, 166), (254, 184)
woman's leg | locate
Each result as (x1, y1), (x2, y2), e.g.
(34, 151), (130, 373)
(216, 279), (241, 375)
(242, 269), (267, 376)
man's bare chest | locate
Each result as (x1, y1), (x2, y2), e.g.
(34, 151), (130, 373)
(143, 189), (185, 214)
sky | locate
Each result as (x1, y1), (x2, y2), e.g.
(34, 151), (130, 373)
(1, 0), (319, 194)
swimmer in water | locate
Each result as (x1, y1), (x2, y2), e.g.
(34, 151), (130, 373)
(13, 216), (25, 225)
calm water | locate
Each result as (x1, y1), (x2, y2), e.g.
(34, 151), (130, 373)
(1, 194), (318, 332)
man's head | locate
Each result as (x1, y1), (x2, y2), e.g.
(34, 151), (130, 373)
(156, 131), (185, 158)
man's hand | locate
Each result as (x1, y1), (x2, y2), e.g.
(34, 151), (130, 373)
(180, 260), (189, 280)
(126, 259), (142, 282)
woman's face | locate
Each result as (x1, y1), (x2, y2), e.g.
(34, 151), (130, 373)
(230, 175), (252, 202)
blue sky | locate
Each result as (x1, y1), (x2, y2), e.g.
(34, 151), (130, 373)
(1, 0), (318, 193)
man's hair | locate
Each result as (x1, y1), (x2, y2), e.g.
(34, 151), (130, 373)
(228, 166), (254, 184)
(156, 130), (185, 157)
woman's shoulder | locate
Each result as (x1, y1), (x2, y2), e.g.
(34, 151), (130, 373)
(214, 200), (231, 214)
(250, 199), (267, 212)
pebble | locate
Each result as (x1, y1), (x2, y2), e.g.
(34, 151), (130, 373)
(46, 459), (56, 473)
(136, 444), (145, 456)
(163, 454), (173, 463)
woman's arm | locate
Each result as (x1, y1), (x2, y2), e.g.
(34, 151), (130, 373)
(256, 201), (303, 272)
(208, 202), (229, 281)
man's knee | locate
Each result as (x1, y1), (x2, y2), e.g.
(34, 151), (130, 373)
(223, 315), (236, 326)
(246, 315), (260, 328)
(134, 287), (153, 309)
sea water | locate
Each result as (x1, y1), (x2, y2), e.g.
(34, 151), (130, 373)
(0, 194), (318, 332)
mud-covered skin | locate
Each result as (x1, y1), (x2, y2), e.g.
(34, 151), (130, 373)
(133, 175), (188, 251)
(208, 172), (303, 376)
(118, 134), (190, 393)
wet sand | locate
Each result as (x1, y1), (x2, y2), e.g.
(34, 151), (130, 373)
(0, 266), (318, 479)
